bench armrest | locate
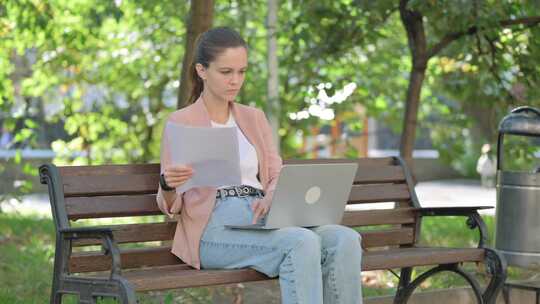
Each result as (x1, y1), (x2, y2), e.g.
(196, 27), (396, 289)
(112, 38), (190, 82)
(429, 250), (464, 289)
(413, 206), (492, 216)
(412, 206), (492, 249)
(59, 227), (122, 279)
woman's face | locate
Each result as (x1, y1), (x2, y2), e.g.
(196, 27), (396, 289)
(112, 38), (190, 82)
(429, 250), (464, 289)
(196, 47), (248, 102)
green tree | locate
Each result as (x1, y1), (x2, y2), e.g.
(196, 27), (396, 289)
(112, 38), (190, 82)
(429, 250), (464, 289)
(177, 0), (214, 109)
(397, 0), (540, 165)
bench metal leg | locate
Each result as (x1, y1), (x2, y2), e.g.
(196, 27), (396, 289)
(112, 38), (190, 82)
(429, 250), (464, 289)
(502, 284), (510, 304)
(51, 276), (137, 304)
(393, 249), (507, 304)
(394, 264), (484, 304)
(482, 248), (507, 304)
(394, 267), (412, 304)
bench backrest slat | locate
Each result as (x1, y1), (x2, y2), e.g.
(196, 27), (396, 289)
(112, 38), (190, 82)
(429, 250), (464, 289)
(70, 208), (416, 247)
(341, 208), (415, 226)
(50, 157), (418, 274)
(66, 195), (160, 220)
(62, 174), (159, 197)
(59, 164), (160, 197)
(71, 222), (176, 247)
(348, 184), (410, 204)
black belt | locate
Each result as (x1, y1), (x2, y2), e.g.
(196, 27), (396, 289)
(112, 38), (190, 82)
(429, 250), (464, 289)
(216, 185), (264, 199)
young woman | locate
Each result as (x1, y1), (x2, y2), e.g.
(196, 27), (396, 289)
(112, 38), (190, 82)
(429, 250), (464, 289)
(156, 27), (363, 304)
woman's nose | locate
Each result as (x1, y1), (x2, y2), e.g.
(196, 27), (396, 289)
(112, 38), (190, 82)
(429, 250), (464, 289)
(230, 72), (242, 85)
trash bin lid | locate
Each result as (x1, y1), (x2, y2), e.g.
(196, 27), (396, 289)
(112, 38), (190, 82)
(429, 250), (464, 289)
(499, 106), (540, 137)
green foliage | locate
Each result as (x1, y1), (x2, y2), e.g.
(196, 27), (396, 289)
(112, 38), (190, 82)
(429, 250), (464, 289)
(1, 0), (189, 168)
(501, 135), (540, 172)
(1, 0), (539, 176)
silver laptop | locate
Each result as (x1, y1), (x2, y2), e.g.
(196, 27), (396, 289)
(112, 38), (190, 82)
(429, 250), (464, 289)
(226, 162), (358, 230)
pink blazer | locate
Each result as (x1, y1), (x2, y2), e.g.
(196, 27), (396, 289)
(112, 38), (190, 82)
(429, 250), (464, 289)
(156, 97), (283, 269)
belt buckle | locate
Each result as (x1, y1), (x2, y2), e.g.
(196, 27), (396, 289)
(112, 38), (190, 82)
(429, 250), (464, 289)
(236, 186), (248, 197)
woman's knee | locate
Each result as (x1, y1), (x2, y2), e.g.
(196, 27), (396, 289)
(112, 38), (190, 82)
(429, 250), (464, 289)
(279, 226), (322, 253)
(316, 224), (362, 251)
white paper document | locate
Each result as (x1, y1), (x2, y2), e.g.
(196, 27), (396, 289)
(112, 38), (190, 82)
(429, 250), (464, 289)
(165, 122), (241, 192)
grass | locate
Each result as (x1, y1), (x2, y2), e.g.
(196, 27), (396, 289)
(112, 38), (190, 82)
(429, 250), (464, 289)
(0, 212), (56, 303)
(0, 212), (534, 303)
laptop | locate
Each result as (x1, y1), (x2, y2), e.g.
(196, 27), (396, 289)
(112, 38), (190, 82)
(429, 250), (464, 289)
(225, 162), (358, 230)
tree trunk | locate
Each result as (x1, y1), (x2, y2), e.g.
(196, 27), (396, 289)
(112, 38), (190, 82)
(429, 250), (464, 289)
(462, 102), (499, 147)
(397, 1), (540, 167)
(400, 64), (426, 165)
(266, 0), (280, 151)
(399, 0), (428, 167)
(177, 0), (214, 109)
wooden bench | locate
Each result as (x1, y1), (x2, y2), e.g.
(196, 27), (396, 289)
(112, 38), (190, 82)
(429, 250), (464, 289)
(39, 157), (506, 303)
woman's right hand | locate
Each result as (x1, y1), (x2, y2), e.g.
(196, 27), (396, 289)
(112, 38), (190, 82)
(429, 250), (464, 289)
(162, 165), (194, 189)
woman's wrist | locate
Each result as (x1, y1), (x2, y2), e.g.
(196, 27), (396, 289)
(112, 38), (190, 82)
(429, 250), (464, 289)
(160, 173), (175, 191)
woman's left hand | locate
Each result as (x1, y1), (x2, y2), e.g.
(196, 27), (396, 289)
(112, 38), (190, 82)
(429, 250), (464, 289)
(251, 198), (271, 224)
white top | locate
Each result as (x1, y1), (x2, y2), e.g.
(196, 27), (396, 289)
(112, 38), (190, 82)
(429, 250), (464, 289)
(211, 113), (263, 190)
(476, 154), (496, 176)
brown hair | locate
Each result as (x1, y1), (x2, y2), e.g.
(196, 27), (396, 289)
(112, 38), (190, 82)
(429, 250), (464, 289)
(187, 27), (248, 105)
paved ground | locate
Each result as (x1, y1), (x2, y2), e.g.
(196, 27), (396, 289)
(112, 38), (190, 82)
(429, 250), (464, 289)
(414, 178), (496, 215)
(2, 178), (497, 216)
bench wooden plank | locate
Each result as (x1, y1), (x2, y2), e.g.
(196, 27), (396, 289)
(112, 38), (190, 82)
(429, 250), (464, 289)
(63, 174), (159, 197)
(59, 157), (404, 197)
(58, 159), (395, 180)
(83, 247), (484, 291)
(285, 157), (395, 166)
(70, 227), (414, 273)
(348, 184), (411, 204)
(352, 166), (405, 184)
(119, 266), (269, 291)
(361, 228), (414, 248)
(71, 210), (416, 247)
(72, 222), (176, 247)
(59, 164), (160, 177)
(362, 247), (485, 271)
(66, 195), (161, 219)
(284, 158), (404, 184)
(70, 246), (178, 273)
(341, 208), (416, 226)
(65, 189), (413, 220)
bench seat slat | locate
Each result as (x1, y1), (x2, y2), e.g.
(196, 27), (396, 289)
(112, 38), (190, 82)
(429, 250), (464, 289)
(363, 247), (484, 271)
(70, 228), (414, 273)
(83, 247), (484, 291)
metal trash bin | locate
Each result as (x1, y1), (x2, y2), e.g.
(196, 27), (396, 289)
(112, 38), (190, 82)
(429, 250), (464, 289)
(495, 106), (540, 269)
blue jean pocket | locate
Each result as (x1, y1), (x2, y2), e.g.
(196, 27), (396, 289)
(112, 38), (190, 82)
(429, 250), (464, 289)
(208, 196), (254, 227)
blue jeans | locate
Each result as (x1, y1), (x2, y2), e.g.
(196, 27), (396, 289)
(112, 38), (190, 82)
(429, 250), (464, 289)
(200, 195), (363, 304)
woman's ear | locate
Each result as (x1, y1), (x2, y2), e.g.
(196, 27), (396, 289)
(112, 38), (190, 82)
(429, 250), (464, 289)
(195, 63), (207, 81)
